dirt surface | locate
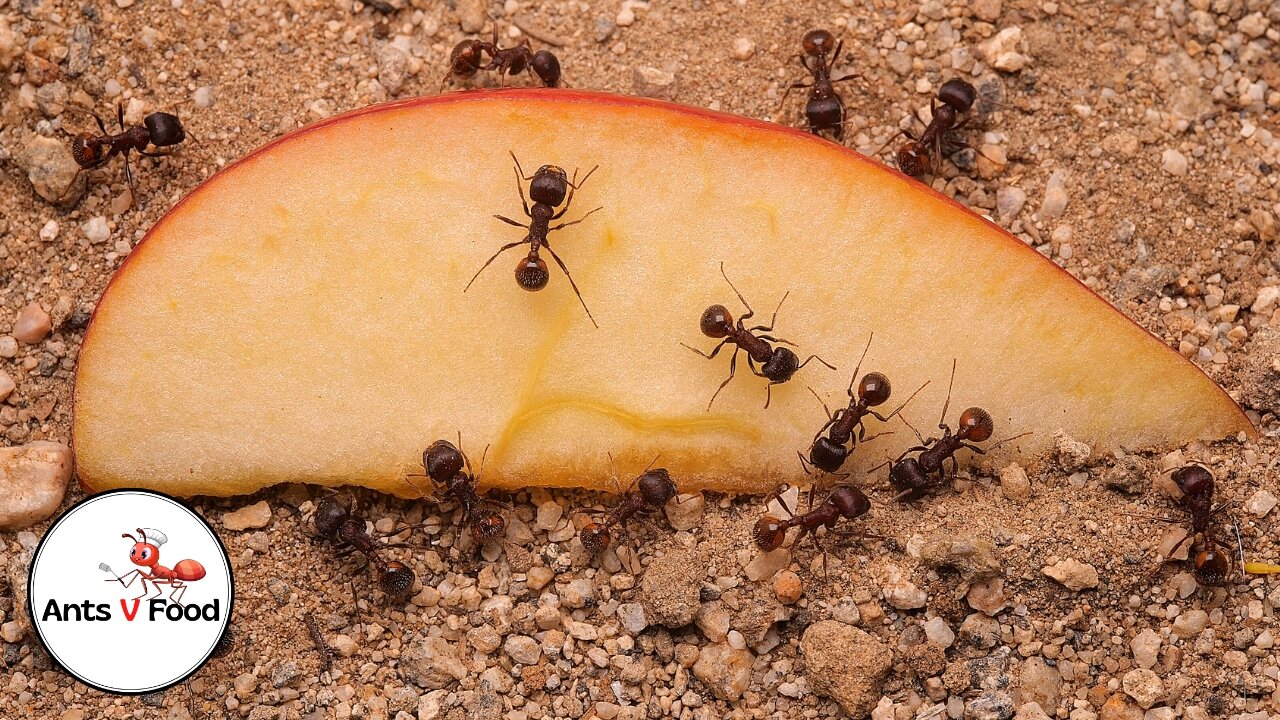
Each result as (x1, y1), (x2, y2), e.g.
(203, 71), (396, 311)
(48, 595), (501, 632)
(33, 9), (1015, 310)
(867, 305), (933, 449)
(2, 0), (1280, 719)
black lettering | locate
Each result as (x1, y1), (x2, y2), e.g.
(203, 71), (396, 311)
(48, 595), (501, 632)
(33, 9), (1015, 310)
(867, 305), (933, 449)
(202, 599), (220, 621)
(41, 599), (63, 621)
(148, 599), (167, 621)
(94, 603), (112, 621)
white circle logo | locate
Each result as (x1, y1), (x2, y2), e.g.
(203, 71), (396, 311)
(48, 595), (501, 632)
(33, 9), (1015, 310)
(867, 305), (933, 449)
(27, 489), (234, 694)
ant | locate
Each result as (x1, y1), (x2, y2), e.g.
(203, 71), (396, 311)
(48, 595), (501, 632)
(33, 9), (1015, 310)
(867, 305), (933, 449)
(879, 360), (1028, 501)
(578, 459), (680, 555)
(313, 497), (416, 604)
(753, 485), (878, 573)
(1149, 465), (1234, 587)
(100, 528), (206, 606)
(464, 152), (602, 327)
(779, 29), (860, 139)
(683, 262), (835, 410)
(405, 438), (509, 549)
(802, 334), (929, 475)
(878, 79), (980, 177)
(62, 103), (187, 199)
(440, 26), (562, 90)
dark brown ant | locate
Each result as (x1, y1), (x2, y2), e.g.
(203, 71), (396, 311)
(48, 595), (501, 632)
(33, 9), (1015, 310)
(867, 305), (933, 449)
(779, 29), (860, 139)
(62, 103), (186, 199)
(754, 485), (879, 574)
(802, 334), (929, 475)
(683, 263), (835, 410)
(406, 438), (510, 548)
(313, 497), (416, 603)
(879, 79), (979, 177)
(485, 24), (561, 87)
(579, 459), (679, 555)
(1152, 465), (1234, 587)
(879, 360), (1028, 501)
(464, 152), (602, 327)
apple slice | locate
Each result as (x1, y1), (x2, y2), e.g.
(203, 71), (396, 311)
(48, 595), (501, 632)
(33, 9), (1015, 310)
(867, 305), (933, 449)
(73, 90), (1252, 498)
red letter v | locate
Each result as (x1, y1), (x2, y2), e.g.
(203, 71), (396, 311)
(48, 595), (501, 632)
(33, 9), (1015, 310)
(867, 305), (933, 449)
(120, 598), (140, 621)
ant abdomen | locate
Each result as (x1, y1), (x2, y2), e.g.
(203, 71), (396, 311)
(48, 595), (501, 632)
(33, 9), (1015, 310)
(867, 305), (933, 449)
(144, 112), (186, 146)
(937, 79), (977, 113)
(580, 523), (612, 555)
(753, 515), (787, 551)
(470, 514), (506, 543)
(809, 437), (849, 474)
(762, 347), (800, 383)
(380, 561), (416, 601)
(830, 486), (870, 518)
(890, 457), (930, 500)
(516, 257), (550, 290)
(531, 50), (561, 87)
(700, 305), (733, 338)
(896, 144), (930, 177)
(806, 96), (844, 132)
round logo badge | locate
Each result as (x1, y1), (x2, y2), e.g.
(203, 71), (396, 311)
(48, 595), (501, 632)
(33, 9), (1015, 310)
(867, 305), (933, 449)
(27, 489), (234, 694)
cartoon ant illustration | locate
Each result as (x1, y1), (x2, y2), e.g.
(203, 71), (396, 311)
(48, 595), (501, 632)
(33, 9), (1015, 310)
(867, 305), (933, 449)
(100, 528), (206, 606)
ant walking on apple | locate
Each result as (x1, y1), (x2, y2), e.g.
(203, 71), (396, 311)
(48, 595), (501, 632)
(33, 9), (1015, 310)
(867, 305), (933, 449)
(684, 262), (836, 410)
(465, 151), (602, 327)
(61, 103), (188, 200)
(100, 528), (206, 606)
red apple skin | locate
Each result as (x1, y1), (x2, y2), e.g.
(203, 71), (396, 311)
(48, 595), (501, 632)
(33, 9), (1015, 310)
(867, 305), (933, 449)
(72, 89), (1254, 497)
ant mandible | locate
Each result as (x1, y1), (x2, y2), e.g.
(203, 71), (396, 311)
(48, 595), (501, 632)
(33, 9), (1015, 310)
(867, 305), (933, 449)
(464, 151), (602, 327)
(880, 360), (1028, 501)
(62, 103), (187, 200)
(1152, 465), (1234, 587)
(579, 458), (680, 555)
(101, 528), (206, 606)
(313, 498), (417, 604)
(779, 29), (860, 139)
(880, 79), (979, 177)
(802, 333), (929, 475)
(683, 262), (836, 410)
(406, 438), (510, 549)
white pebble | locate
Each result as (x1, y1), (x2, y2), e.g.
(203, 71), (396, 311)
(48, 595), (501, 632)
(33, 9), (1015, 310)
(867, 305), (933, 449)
(731, 37), (755, 61)
(194, 86), (215, 108)
(38, 219), (59, 242)
(82, 216), (110, 244)
(1244, 489), (1277, 517)
(616, 6), (635, 26)
(1161, 148), (1188, 176)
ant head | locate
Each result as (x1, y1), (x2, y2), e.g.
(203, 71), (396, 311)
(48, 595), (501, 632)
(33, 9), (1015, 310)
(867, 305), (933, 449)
(830, 486), (871, 518)
(470, 513), (506, 544)
(529, 165), (569, 206)
(580, 522), (612, 555)
(424, 440), (465, 483)
(809, 437), (849, 474)
(805, 95), (844, 131)
(71, 134), (105, 167)
(858, 372), (891, 406)
(801, 29), (836, 57)
(313, 498), (350, 536)
(124, 534), (160, 567)
(957, 407), (993, 442)
(1192, 546), (1229, 587)
(1171, 465), (1214, 498)
(896, 143), (930, 177)
(637, 469), (677, 506)
(753, 516), (787, 551)
(144, 112), (186, 147)
(531, 50), (561, 87)
(938, 79), (977, 113)
(380, 561), (416, 602)
(699, 304), (734, 338)
(516, 256), (550, 291)
(762, 347), (800, 383)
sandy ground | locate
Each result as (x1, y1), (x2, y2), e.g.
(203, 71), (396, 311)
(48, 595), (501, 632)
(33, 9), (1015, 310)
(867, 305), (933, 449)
(1, 0), (1280, 719)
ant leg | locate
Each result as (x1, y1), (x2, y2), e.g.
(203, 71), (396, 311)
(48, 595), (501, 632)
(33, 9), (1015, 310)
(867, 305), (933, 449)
(870, 130), (907, 160)
(682, 337), (730, 360)
(718, 262), (755, 320)
(766, 484), (797, 518)
(777, 79), (815, 109)
(764, 381), (780, 409)
(552, 165), (600, 220)
(798, 450), (820, 476)
(170, 581), (188, 607)
(705, 348), (740, 410)
(748, 291), (789, 333)
(756, 334), (797, 347)
(542, 243), (598, 328)
(549, 205), (603, 232)
(493, 214), (528, 229)
(464, 236), (532, 291)
(508, 154), (533, 216)
(938, 360), (957, 429)
(122, 151), (136, 191)
(796, 355), (838, 372)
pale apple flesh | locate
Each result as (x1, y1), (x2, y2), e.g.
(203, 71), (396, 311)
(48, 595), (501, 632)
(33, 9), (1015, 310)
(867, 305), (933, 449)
(73, 90), (1253, 498)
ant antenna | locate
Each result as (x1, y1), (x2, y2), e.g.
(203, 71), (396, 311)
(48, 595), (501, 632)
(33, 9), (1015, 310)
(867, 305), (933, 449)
(884, 380), (930, 420)
(985, 431), (1034, 452)
(121, 533), (138, 542)
(899, 412), (925, 443)
(718, 262), (753, 314)
(137, 528), (148, 543)
(642, 453), (662, 473)
(568, 164), (599, 190)
(938, 359), (957, 427)
(847, 333), (875, 396)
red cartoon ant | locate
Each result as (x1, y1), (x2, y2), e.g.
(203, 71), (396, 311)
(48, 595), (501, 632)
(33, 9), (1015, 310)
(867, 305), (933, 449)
(101, 528), (206, 606)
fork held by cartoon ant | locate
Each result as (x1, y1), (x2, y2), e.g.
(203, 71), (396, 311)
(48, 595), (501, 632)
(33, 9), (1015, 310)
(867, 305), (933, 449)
(876, 360), (1030, 501)
(779, 29), (862, 140)
(801, 333), (930, 476)
(684, 263), (836, 410)
(465, 151), (602, 327)
(61, 103), (187, 201)
(578, 455), (681, 555)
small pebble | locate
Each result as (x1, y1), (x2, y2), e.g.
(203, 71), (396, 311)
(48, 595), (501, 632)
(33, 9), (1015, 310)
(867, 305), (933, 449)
(999, 463), (1030, 500)
(923, 617), (955, 648)
(731, 37), (755, 61)
(12, 303), (52, 345)
(1120, 669), (1164, 709)
(996, 186), (1027, 220)
(82, 216), (110, 244)
(0, 441), (73, 530)
(193, 86), (215, 108)
(222, 501), (272, 530)
(1161, 149), (1187, 176)
(1042, 558), (1099, 591)
(1130, 628), (1161, 668)
(0, 370), (14, 402)
(773, 570), (802, 604)
(0, 337), (16, 358)
(1244, 489), (1277, 517)
(38, 219), (58, 241)
(633, 66), (677, 100)
(1039, 172), (1068, 220)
